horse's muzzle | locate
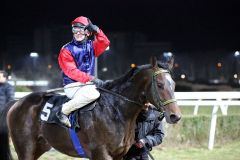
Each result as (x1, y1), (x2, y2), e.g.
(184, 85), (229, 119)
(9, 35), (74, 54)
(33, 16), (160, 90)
(169, 113), (181, 123)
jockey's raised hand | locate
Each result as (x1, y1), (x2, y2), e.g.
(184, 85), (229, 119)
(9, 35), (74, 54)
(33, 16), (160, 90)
(85, 21), (99, 34)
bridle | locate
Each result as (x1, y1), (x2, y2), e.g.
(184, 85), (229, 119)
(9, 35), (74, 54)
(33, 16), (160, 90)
(151, 67), (177, 116)
(97, 67), (177, 118)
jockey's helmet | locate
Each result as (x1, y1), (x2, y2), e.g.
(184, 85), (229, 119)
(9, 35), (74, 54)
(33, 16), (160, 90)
(71, 16), (89, 28)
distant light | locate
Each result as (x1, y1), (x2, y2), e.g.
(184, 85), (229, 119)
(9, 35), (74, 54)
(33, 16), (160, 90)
(102, 67), (108, 72)
(210, 79), (220, 84)
(105, 46), (110, 51)
(180, 74), (186, 79)
(174, 63), (179, 68)
(234, 51), (240, 57)
(217, 62), (222, 68)
(233, 74), (238, 79)
(130, 63), (136, 68)
(48, 64), (52, 69)
(30, 52), (39, 58)
(7, 64), (12, 70)
(8, 76), (12, 80)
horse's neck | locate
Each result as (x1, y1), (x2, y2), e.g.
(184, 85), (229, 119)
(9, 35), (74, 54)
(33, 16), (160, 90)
(103, 80), (143, 120)
(101, 68), (148, 121)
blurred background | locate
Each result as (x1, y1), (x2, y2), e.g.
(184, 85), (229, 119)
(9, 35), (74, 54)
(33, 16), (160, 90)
(3, 1), (240, 160)
(1, 0), (240, 92)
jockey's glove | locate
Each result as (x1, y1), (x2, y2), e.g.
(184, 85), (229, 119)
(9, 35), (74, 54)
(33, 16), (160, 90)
(86, 23), (99, 34)
(91, 78), (104, 87)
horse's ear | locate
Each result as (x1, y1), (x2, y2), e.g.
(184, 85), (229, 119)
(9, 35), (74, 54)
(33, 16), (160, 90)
(150, 56), (158, 68)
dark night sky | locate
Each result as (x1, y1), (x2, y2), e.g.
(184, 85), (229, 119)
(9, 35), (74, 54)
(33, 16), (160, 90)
(3, 0), (240, 53)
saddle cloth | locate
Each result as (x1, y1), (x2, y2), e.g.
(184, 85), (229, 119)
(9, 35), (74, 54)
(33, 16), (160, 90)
(40, 94), (96, 128)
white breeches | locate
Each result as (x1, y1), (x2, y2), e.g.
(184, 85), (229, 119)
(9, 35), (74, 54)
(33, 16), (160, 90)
(61, 82), (100, 115)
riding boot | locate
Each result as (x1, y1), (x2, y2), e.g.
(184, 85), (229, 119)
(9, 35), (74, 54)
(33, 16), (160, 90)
(56, 111), (71, 128)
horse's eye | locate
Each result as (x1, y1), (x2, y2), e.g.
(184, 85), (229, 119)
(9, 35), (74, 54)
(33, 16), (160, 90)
(157, 83), (164, 89)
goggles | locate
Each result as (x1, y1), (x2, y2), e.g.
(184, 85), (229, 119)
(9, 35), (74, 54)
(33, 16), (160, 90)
(72, 27), (85, 34)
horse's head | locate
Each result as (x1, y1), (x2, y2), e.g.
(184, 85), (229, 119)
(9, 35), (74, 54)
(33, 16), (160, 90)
(149, 57), (181, 123)
(136, 57), (181, 124)
(103, 56), (181, 123)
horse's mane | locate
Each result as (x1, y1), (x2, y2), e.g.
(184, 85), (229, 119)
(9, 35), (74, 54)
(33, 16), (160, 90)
(102, 62), (168, 92)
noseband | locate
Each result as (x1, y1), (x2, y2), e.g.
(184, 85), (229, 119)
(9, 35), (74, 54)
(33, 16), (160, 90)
(151, 68), (177, 114)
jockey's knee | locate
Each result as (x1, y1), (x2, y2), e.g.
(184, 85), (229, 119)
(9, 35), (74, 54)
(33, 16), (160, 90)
(89, 90), (100, 100)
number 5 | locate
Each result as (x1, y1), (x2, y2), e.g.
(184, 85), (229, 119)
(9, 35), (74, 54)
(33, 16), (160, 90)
(41, 103), (53, 121)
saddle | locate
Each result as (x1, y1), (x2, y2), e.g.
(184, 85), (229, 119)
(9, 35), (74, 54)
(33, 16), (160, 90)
(40, 94), (96, 129)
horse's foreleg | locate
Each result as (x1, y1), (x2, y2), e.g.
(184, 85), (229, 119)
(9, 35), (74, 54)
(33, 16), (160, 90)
(91, 146), (113, 160)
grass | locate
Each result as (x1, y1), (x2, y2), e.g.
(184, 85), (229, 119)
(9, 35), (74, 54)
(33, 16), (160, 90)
(10, 141), (240, 160)
(179, 105), (240, 115)
(151, 141), (240, 160)
(10, 145), (82, 160)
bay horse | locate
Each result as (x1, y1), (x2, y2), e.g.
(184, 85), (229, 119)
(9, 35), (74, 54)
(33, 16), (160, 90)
(0, 57), (181, 160)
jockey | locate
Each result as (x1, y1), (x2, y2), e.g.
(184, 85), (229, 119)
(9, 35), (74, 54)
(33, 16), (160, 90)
(57, 16), (110, 127)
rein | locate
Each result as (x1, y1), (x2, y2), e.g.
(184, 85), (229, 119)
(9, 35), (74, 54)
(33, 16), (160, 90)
(46, 83), (94, 93)
(47, 83), (144, 107)
(46, 67), (177, 116)
(46, 83), (143, 107)
(97, 87), (143, 107)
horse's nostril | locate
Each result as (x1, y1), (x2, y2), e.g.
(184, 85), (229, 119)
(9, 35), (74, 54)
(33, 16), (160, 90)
(170, 114), (181, 123)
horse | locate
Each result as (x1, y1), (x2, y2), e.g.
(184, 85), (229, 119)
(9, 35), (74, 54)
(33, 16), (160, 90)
(0, 57), (181, 160)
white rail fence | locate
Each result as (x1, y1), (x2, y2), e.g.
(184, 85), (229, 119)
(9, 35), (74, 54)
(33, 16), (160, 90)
(175, 92), (240, 150)
(15, 91), (240, 150)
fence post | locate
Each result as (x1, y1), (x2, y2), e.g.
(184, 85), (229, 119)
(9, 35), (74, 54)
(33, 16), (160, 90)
(193, 99), (201, 115)
(208, 105), (219, 150)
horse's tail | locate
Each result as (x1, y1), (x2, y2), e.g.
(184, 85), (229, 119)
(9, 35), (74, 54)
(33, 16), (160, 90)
(0, 100), (17, 160)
